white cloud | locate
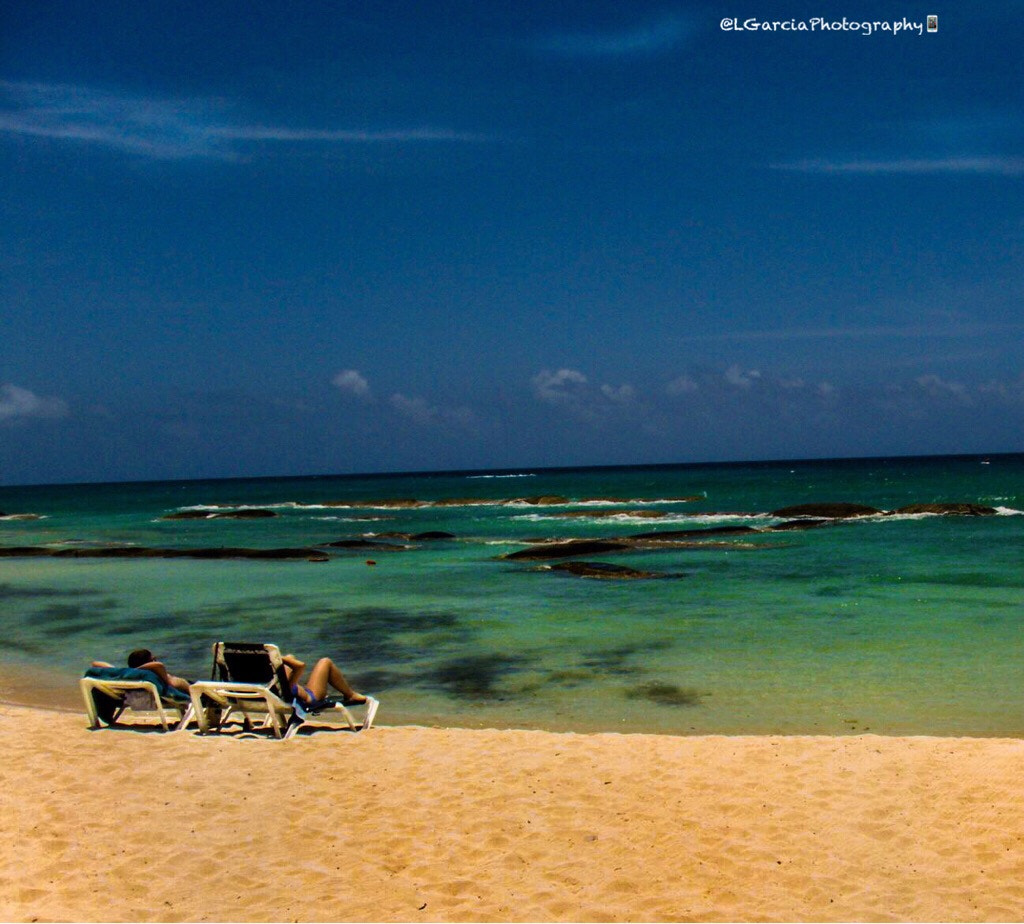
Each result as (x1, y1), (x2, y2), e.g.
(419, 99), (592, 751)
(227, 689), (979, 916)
(914, 374), (972, 403)
(600, 383), (636, 404)
(724, 365), (761, 388)
(531, 368), (589, 405)
(332, 369), (371, 399)
(665, 375), (699, 396)
(0, 384), (68, 422)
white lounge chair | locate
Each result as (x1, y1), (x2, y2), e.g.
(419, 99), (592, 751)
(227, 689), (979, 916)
(189, 641), (378, 739)
(81, 669), (195, 732)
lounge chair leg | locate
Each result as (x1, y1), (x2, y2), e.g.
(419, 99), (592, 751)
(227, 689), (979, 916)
(174, 703), (196, 732)
(361, 697), (379, 731)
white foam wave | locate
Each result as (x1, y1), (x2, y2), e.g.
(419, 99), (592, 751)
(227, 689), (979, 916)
(571, 497), (705, 506)
(510, 512), (772, 525)
(467, 473), (537, 479)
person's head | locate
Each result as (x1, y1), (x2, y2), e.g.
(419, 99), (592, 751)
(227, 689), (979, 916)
(127, 648), (154, 668)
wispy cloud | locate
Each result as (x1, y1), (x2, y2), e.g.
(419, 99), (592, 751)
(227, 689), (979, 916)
(675, 321), (1024, 344)
(531, 13), (690, 58)
(211, 126), (489, 143)
(389, 393), (475, 428)
(773, 156), (1024, 176)
(0, 384), (68, 422)
(0, 80), (492, 160)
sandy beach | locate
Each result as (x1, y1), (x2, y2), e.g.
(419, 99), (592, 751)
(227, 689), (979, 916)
(3, 700), (1024, 923)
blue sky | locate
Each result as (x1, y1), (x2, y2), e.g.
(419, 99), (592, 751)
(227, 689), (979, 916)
(2, 1), (1022, 484)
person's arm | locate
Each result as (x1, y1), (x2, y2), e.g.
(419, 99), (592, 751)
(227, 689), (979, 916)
(281, 654), (305, 684)
(91, 660), (114, 668)
(138, 660), (174, 685)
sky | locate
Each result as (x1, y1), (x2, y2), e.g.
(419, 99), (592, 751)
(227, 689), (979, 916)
(2, 1), (1023, 485)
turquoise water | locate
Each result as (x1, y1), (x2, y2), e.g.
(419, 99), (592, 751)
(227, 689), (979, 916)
(2, 454), (1022, 735)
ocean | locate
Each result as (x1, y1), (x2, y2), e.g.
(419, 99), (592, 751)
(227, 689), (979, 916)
(1, 453), (1022, 736)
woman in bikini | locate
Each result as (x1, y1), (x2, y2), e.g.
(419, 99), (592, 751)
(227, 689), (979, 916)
(280, 653), (367, 709)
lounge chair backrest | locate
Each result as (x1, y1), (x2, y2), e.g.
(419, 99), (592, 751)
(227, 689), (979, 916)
(212, 642), (295, 704)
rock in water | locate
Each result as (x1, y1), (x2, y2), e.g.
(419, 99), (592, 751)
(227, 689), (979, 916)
(771, 502), (882, 519)
(767, 519), (829, 531)
(893, 503), (997, 516)
(502, 539), (633, 561)
(324, 539), (410, 551)
(545, 561), (673, 580)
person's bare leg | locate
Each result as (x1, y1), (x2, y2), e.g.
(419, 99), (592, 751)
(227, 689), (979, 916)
(306, 658), (366, 703)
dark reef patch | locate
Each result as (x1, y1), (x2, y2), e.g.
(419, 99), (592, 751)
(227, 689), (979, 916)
(630, 526), (759, 540)
(307, 606), (469, 665)
(502, 539), (633, 561)
(0, 546), (325, 561)
(767, 519), (830, 532)
(32, 600), (119, 637)
(580, 640), (672, 676)
(323, 539), (411, 551)
(0, 583), (106, 600)
(429, 653), (528, 699)
(543, 561), (679, 580)
(627, 681), (704, 706)
(893, 503), (997, 516)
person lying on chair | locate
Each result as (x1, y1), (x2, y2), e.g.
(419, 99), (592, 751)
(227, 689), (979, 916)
(91, 648), (191, 695)
(280, 654), (367, 709)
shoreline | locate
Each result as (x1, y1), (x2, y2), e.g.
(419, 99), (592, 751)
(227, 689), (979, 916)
(5, 700), (1024, 922)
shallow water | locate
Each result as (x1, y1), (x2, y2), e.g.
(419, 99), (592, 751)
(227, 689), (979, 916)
(2, 454), (1022, 734)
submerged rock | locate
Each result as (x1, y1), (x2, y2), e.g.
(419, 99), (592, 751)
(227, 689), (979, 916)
(502, 539), (633, 561)
(627, 681), (704, 706)
(771, 502), (882, 519)
(630, 526), (759, 539)
(767, 519), (830, 531)
(163, 508), (277, 520)
(513, 495), (571, 506)
(544, 561), (675, 580)
(324, 539), (410, 551)
(893, 502), (997, 516)
(0, 545), (325, 560)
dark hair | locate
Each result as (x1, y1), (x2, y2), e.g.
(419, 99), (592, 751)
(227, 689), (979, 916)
(127, 648), (154, 668)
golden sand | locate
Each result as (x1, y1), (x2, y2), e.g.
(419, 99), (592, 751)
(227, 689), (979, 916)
(3, 701), (1024, 922)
